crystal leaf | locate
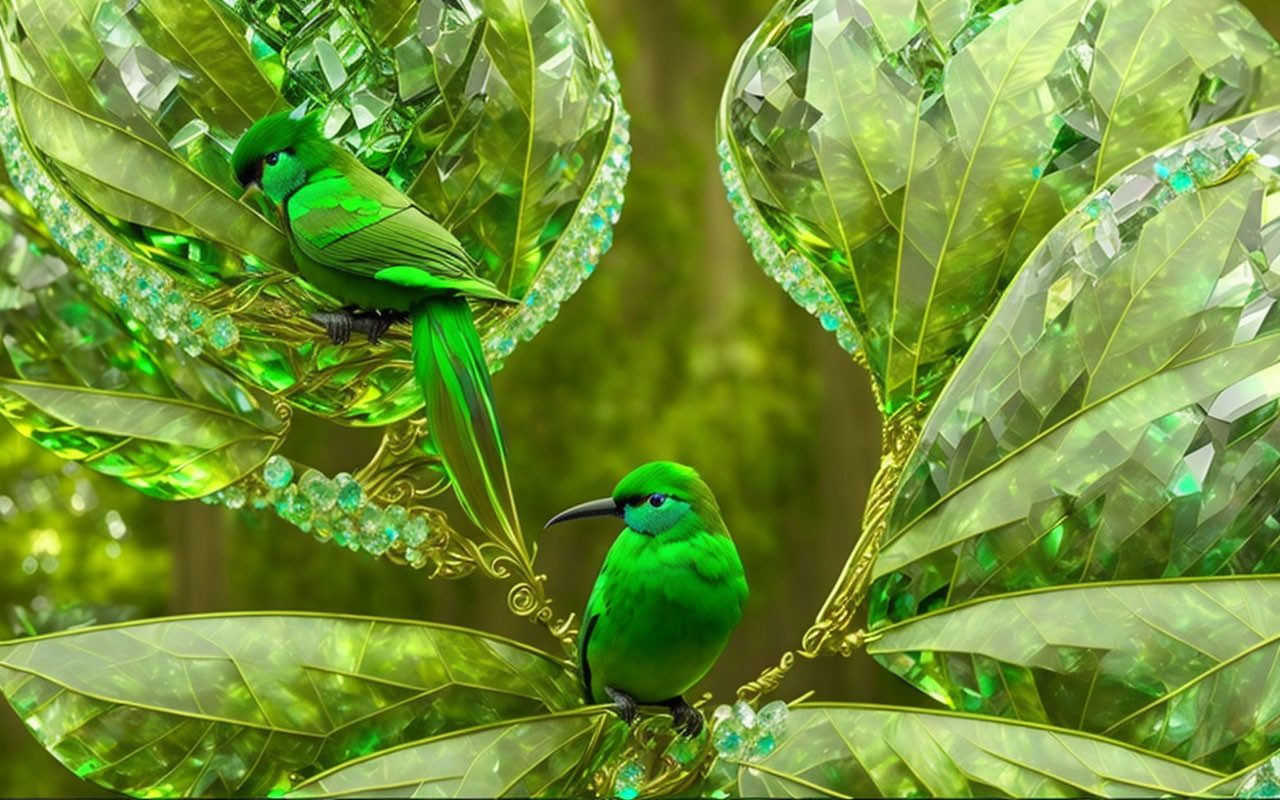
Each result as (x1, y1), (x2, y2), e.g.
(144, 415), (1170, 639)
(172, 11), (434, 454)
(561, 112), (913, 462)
(719, 0), (1280, 415)
(870, 577), (1280, 772)
(0, 184), (283, 499)
(702, 704), (1235, 797)
(0, 379), (282, 500)
(0, 613), (581, 797)
(0, 0), (625, 424)
(869, 111), (1280, 679)
(286, 711), (627, 798)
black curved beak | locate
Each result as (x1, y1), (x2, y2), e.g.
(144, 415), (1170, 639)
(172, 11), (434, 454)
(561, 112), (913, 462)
(544, 497), (622, 530)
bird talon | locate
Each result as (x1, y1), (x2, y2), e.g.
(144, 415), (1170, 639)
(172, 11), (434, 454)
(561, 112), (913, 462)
(311, 311), (353, 346)
(662, 697), (704, 738)
(605, 686), (638, 726)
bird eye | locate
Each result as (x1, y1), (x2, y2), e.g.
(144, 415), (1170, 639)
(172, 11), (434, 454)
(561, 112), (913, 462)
(648, 493), (667, 507)
(265, 152), (280, 166)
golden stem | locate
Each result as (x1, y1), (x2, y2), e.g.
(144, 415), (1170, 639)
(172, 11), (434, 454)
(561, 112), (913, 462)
(735, 348), (924, 701)
(802, 406), (920, 658)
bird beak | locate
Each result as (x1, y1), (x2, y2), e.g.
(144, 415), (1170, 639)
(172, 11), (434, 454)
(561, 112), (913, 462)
(238, 183), (261, 203)
(544, 497), (622, 530)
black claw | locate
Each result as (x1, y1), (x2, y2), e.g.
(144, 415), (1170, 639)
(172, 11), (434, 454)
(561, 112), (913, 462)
(660, 696), (703, 738)
(311, 311), (352, 345)
(311, 309), (409, 346)
(605, 686), (638, 726)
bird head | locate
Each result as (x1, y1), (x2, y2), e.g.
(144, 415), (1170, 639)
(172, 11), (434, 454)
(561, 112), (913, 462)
(231, 109), (336, 207)
(544, 461), (727, 538)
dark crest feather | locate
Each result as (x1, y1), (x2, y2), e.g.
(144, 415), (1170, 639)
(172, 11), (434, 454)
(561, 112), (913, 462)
(231, 110), (330, 186)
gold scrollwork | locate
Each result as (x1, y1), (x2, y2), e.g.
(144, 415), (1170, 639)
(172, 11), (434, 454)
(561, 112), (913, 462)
(735, 346), (926, 701)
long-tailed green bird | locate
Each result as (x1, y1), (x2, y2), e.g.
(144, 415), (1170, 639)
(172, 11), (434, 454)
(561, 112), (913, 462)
(545, 461), (748, 736)
(231, 110), (522, 544)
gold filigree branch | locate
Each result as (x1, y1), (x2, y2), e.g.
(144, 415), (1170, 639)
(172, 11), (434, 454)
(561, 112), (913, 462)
(735, 350), (924, 701)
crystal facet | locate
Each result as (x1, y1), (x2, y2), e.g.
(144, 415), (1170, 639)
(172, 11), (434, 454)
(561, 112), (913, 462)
(0, 0), (629, 424)
(719, 0), (1280, 414)
(868, 110), (1280, 772)
(262, 455), (294, 489)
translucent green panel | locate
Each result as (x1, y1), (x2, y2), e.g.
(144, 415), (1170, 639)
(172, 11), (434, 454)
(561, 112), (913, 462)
(870, 112), (1280, 630)
(0, 0), (624, 424)
(0, 380), (280, 500)
(0, 613), (581, 797)
(288, 711), (626, 798)
(870, 577), (1280, 773)
(705, 704), (1233, 798)
(0, 184), (282, 499)
(719, 0), (1280, 414)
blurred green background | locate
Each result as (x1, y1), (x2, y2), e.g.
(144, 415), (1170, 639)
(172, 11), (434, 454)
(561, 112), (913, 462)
(3, 0), (1280, 794)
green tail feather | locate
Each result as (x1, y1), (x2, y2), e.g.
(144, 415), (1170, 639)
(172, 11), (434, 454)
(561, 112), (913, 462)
(412, 297), (523, 548)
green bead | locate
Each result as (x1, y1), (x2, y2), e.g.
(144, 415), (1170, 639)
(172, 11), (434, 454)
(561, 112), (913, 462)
(221, 486), (246, 510)
(612, 761), (645, 800)
(382, 504), (407, 541)
(300, 470), (337, 512)
(332, 516), (355, 548)
(207, 316), (239, 350)
(283, 492), (314, 532)
(262, 455), (293, 489)
(358, 505), (391, 555)
(272, 485), (296, 515)
(403, 516), (429, 548)
(757, 700), (789, 735)
(664, 727), (705, 766)
(335, 472), (362, 512)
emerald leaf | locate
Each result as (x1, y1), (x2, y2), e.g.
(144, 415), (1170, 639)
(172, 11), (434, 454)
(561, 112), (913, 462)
(0, 613), (581, 797)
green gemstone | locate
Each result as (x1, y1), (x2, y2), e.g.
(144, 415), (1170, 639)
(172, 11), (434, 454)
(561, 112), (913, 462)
(381, 504), (407, 543)
(207, 316), (239, 351)
(357, 505), (391, 555)
(403, 516), (429, 548)
(273, 485), (296, 515)
(332, 516), (355, 548)
(262, 455), (293, 489)
(613, 761), (645, 800)
(299, 469), (337, 512)
(757, 700), (789, 735)
(335, 472), (362, 513)
(221, 485), (246, 510)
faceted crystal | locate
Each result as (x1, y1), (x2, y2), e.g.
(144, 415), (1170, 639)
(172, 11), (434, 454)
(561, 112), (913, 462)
(868, 111), (1280, 772)
(1239, 757), (1280, 798)
(262, 455), (294, 490)
(0, 0), (628, 424)
(299, 469), (338, 512)
(334, 472), (362, 512)
(612, 761), (645, 800)
(720, 0), (1280, 415)
(403, 515), (429, 548)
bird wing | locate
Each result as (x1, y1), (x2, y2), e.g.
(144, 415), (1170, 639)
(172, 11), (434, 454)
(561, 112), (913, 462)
(286, 158), (512, 301)
(578, 613), (600, 704)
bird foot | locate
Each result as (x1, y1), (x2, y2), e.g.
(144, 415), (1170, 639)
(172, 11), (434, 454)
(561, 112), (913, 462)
(660, 696), (704, 738)
(311, 309), (408, 345)
(605, 686), (638, 726)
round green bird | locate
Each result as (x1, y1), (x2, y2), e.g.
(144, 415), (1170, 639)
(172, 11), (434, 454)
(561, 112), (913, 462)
(231, 110), (521, 543)
(546, 462), (748, 736)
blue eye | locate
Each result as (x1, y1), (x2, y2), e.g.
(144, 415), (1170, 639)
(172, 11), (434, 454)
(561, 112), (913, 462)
(265, 152), (280, 166)
(648, 493), (667, 507)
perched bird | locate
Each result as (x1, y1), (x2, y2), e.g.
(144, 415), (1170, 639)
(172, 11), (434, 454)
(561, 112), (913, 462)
(545, 462), (748, 736)
(232, 110), (522, 546)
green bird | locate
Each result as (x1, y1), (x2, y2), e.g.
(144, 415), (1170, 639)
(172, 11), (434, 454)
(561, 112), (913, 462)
(546, 462), (748, 736)
(231, 110), (522, 545)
